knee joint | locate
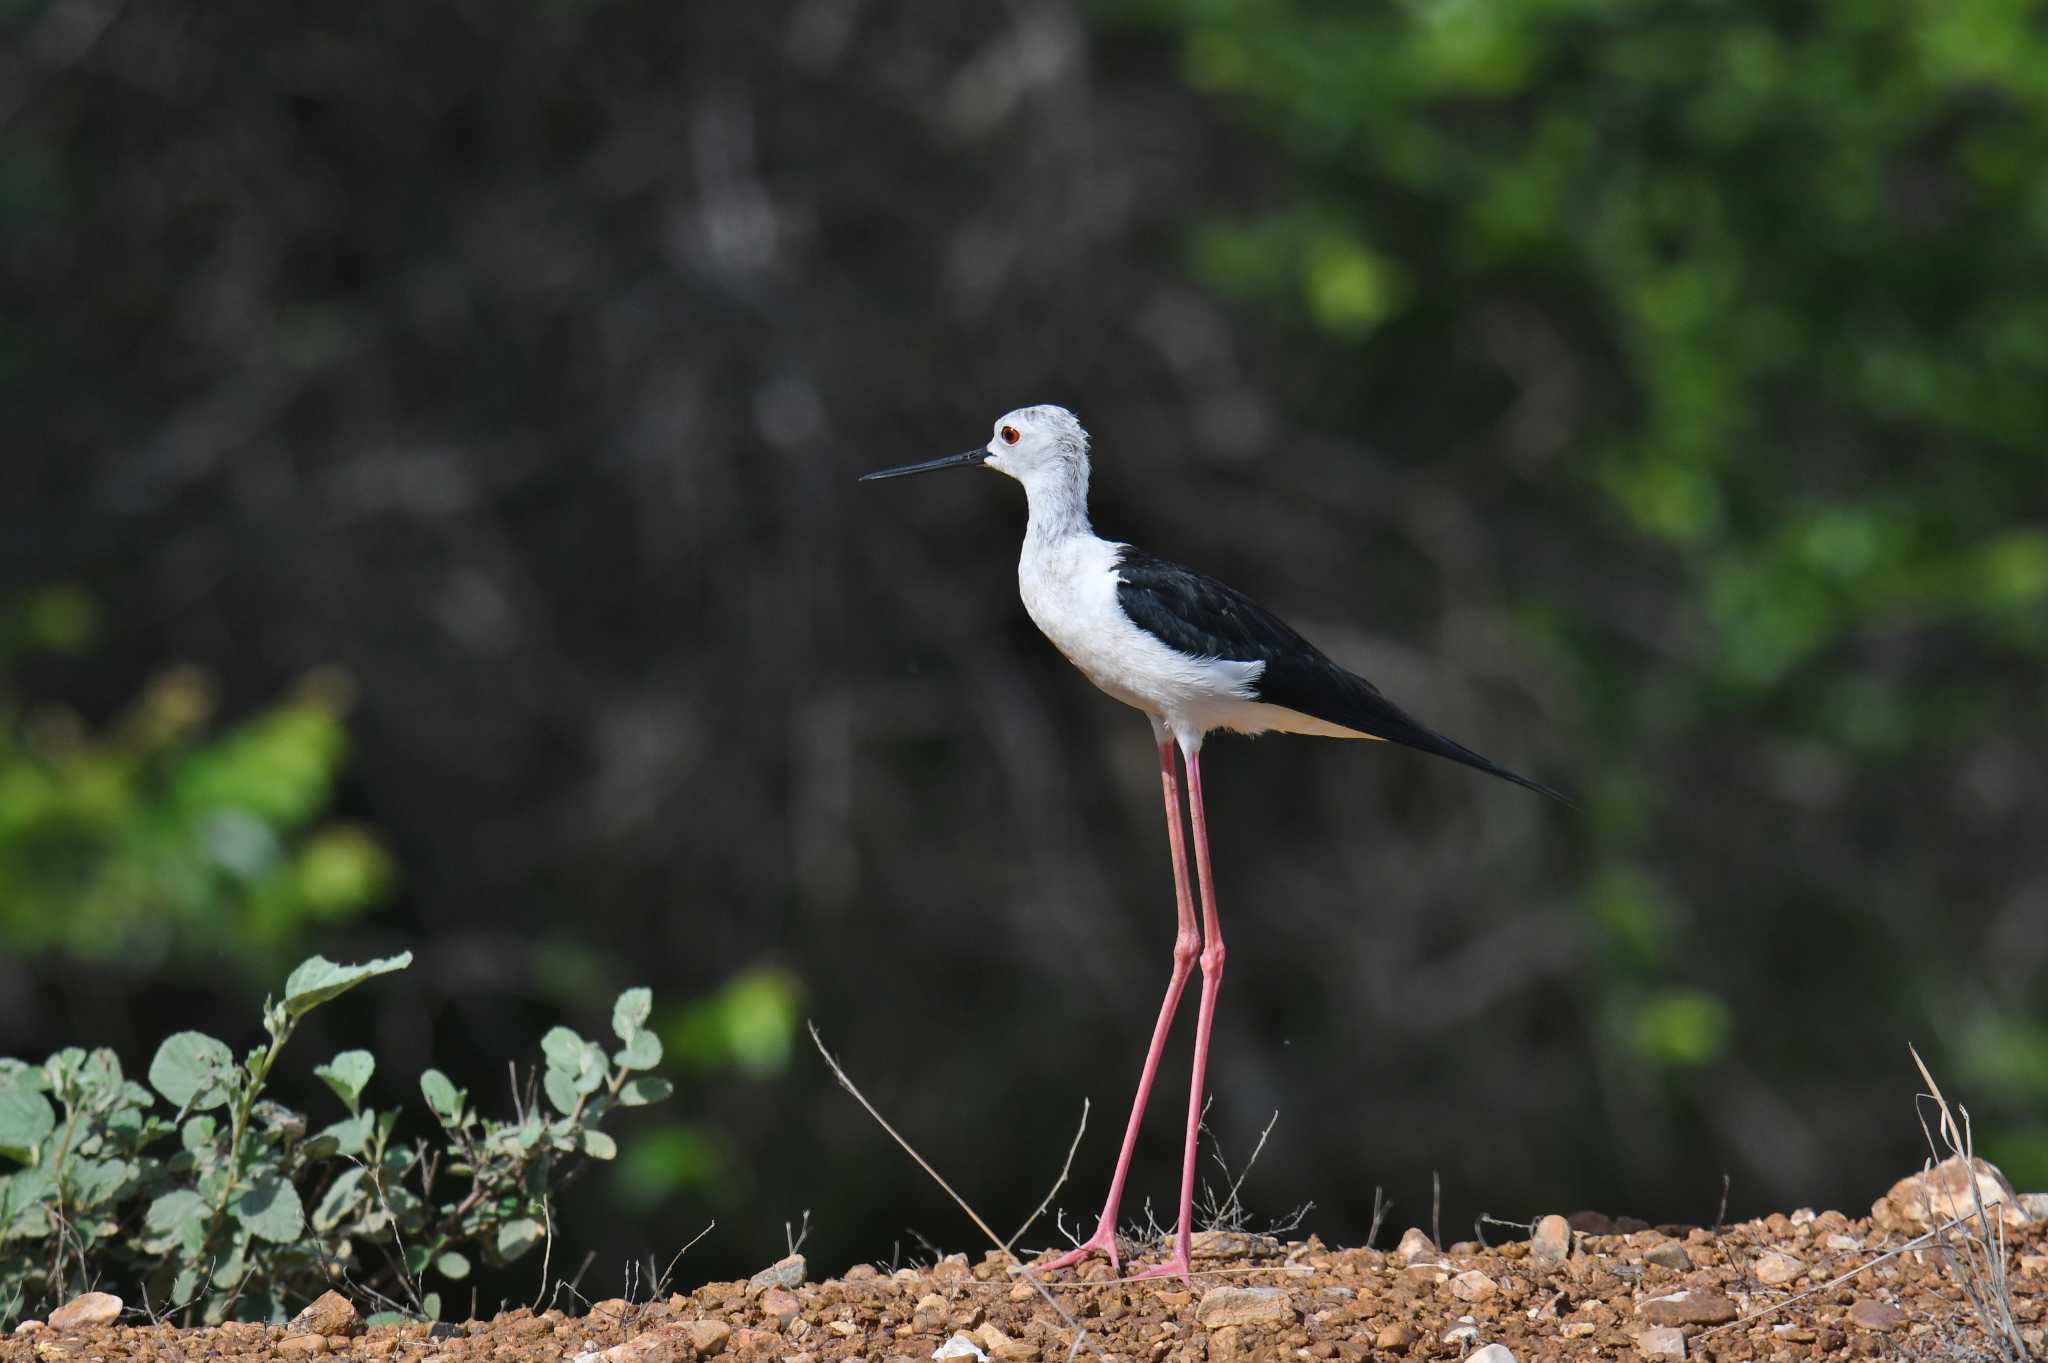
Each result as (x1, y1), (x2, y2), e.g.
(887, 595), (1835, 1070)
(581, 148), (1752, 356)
(1200, 943), (1226, 974)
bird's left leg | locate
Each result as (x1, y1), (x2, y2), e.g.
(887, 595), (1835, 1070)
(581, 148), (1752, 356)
(1131, 733), (1223, 1283)
(1039, 723), (1199, 1274)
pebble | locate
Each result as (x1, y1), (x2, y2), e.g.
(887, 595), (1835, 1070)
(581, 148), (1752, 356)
(1560, 1321), (1597, 1338)
(1440, 1322), (1477, 1345)
(1467, 1345), (1518, 1363)
(1848, 1299), (1906, 1332)
(1449, 1270), (1497, 1302)
(1194, 1286), (1294, 1328)
(1635, 1326), (1686, 1360)
(13, 1322), (45, 1336)
(760, 1287), (801, 1327)
(751, 1254), (809, 1290)
(1754, 1251), (1805, 1285)
(1636, 1289), (1738, 1327)
(289, 1290), (361, 1338)
(1528, 1214), (1571, 1266)
(1391, 1227), (1438, 1266)
(278, 1336), (330, 1357)
(1870, 1156), (2028, 1233)
(1643, 1241), (1691, 1271)
(933, 1332), (987, 1361)
(1373, 1323), (1416, 1350)
(48, 1293), (122, 1331)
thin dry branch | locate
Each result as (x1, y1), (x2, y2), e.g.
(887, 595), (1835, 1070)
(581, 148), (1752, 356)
(1006, 1100), (1088, 1254)
(806, 1022), (1106, 1362)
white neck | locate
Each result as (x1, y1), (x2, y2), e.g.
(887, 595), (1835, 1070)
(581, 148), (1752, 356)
(1018, 457), (1094, 547)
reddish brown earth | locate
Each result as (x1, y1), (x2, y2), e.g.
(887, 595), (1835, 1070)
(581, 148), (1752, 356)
(7, 1210), (2044, 1363)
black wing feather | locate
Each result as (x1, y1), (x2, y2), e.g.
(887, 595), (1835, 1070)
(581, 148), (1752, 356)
(1112, 546), (1568, 803)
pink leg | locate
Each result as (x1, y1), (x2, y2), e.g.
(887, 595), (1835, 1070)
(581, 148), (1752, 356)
(1132, 741), (1223, 1282)
(1039, 737), (1200, 1274)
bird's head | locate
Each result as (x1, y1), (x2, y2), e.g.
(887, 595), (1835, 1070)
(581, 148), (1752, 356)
(859, 405), (1089, 487)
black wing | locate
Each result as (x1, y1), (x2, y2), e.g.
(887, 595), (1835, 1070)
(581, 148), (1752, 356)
(1112, 546), (1568, 802)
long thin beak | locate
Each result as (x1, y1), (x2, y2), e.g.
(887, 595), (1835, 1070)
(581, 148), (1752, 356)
(858, 448), (988, 482)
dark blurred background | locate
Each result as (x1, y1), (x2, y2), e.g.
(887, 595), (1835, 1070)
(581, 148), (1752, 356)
(5, 0), (2046, 1302)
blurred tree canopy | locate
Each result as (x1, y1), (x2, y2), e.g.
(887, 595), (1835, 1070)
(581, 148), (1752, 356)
(2, 0), (2045, 1293)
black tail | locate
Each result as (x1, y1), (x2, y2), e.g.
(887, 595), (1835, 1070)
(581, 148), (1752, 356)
(1257, 655), (1573, 805)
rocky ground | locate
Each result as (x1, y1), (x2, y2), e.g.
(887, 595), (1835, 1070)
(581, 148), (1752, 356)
(7, 1163), (2044, 1363)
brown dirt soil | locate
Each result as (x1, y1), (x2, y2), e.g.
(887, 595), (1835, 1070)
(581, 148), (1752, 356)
(7, 1211), (2045, 1363)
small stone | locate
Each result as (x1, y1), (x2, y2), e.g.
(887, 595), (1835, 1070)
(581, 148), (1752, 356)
(279, 1336), (330, 1357)
(1189, 1230), (1275, 1260)
(1205, 1324), (1242, 1363)
(1466, 1344), (1517, 1363)
(13, 1322), (45, 1335)
(1374, 1323), (1416, 1350)
(1194, 1286), (1295, 1328)
(760, 1287), (801, 1328)
(1644, 1242), (1691, 1271)
(1440, 1323), (1477, 1346)
(47, 1293), (121, 1331)
(912, 1293), (950, 1332)
(1529, 1215), (1571, 1266)
(290, 1291), (362, 1338)
(1450, 1270), (1497, 1302)
(1560, 1322), (1597, 1339)
(933, 1333), (987, 1362)
(1848, 1299), (1906, 1332)
(1637, 1290), (1738, 1327)
(2020, 1253), (2048, 1275)
(1391, 1227), (1438, 1266)
(1825, 1233), (1860, 1252)
(683, 1320), (733, 1355)
(1870, 1156), (2028, 1233)
(1636, 1326), (1686, 1360)
(1008, 1284), (1035, 1302)
(989, 1344), (1036, 1363)
(1754, 1251), (1804, 1286)
(751, 1254), (809, 1291)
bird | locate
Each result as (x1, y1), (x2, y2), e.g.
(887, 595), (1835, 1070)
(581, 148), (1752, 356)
(861, 404), (1565, 1282)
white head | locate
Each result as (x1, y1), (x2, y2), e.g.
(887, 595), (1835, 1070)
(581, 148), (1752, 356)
(980, 405), (1090, 484)
(859, 404), (1093, 523)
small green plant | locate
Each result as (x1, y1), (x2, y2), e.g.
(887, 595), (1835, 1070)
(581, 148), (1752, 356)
(0, 953), (673, 1326)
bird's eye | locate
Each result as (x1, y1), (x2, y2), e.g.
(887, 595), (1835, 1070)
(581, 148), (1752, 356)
(1001, 426), (1020, 445)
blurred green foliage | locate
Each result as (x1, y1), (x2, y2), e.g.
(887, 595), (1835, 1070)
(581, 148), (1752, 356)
(1133, 0), (2048, 683)
(0, 586), (393, 967)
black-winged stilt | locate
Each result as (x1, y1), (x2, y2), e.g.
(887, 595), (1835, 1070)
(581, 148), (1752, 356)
(862, 404), (1564, 1281)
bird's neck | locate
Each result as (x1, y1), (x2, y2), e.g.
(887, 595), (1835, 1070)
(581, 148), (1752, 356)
(1019, 460), (1093, 548)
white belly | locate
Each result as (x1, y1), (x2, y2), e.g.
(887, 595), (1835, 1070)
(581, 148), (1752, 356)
(1017, 536), (1283, 734)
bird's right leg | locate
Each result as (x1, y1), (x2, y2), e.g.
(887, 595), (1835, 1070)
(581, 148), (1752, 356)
(1038, 727), (1200, 1274)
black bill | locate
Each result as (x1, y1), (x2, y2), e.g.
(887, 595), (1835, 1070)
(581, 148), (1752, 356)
(858, 448), (988, 482)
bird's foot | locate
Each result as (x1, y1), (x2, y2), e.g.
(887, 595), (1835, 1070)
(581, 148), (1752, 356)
(1128, 1251), (1192, 1284)
(1037, 1226), (1120, 1275)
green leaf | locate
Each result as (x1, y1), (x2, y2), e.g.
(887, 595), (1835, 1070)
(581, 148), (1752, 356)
(541, 1027), (590, 1073)
(612, 988), (653, 1042)
(149, 1032), (235, 1110)
(321, 1110), (376, 1157)
(612, 1030), (663, 1071)
(421, 1292), (442, 1323)
(315, 1050), (376, 1112)
(0, 1080), (56, 1162)
(496, 1217), (544, 1260)
(312, 1166), (366, 1232)
(66, 1157), (133, 1208)
(281, 952), (413, 1019)
(419, 1070), (463, 1125)
(580, 1130), (617, 1160)
(618, 1076), (674, 1107)
(182, 1115), (218, 1156)
(436, 1250), (471, 1280)
(543, 1069), (580, 1118)
(233, 1174), (304, 1242)
(145, 1187), (206, 1234)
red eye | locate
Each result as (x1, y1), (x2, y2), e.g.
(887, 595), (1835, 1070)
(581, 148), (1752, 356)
(1001, 426), (1020, 445)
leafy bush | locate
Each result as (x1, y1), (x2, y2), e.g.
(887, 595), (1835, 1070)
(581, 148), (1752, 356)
(0, 954), (672, 1326)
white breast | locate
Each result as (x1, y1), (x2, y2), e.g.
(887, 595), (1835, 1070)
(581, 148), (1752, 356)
(1017, 535), (1266, 731)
